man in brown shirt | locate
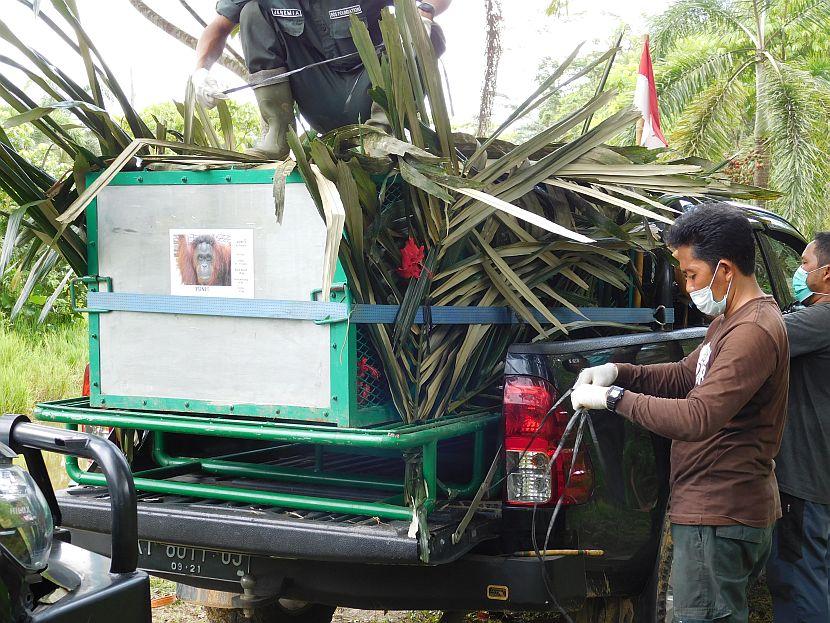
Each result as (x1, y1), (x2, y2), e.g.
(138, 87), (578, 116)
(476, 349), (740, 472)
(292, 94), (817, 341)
(571, 203), (789, 622)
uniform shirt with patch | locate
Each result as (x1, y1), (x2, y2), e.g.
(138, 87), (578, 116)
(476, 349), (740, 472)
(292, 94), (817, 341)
(215, 0), (393, 70)
(614, 296), (789, 528)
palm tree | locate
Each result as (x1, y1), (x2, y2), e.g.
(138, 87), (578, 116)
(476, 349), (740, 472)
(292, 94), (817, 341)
(652, 0), (830, 233)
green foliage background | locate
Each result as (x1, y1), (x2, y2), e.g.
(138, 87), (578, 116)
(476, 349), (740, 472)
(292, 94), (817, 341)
(532, 1), (830, 236)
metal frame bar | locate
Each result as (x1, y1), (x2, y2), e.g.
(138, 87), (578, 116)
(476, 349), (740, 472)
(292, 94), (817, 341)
(36, 399), (497, 447)
(36, 398), (498, 520)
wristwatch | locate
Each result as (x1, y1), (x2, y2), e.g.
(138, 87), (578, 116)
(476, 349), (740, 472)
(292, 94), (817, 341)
(606, 386), (625, 413)
(418, 2), (436, 16)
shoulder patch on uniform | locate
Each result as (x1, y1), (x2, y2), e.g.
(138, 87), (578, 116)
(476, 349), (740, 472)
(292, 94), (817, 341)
(329, 5), (363, 19)
(271, 8), (303, 18)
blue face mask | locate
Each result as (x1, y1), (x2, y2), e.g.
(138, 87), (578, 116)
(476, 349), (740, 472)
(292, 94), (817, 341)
(792, 265), (829, 303)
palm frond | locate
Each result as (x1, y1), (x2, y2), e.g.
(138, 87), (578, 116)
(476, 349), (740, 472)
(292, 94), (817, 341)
(656, 42), (752, 123)
(670, 62), (754, 159)
(297, 9), (772, 420)
(767, 0), (830, 45)
(650, 0), (756, 57)
(765, 64), (830, 234)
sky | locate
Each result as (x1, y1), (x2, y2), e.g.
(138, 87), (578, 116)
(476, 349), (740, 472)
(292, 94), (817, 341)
(1, 0), (665, 128)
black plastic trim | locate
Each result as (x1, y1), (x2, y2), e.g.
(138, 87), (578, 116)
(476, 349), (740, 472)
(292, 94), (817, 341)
(508, 327), (708, 356)
(31, 541), (150, 623)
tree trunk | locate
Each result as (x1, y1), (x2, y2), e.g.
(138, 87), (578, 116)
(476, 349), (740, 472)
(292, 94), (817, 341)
(127, 0), (248, 79)
(753, 57), (770, 190)
(477, 0), (503, 137)
(752, 0), (770, 192)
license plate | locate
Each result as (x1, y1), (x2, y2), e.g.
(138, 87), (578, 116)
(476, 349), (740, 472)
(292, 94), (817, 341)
(137, 540), (250, 581)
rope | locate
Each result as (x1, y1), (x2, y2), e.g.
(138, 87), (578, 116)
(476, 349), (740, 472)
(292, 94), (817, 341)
(222, 46), (385, 94)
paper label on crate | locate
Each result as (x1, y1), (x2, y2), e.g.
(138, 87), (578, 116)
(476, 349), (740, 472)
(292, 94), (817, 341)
(170, 229), (254, 298)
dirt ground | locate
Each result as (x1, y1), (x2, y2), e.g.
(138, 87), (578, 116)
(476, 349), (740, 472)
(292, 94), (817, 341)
(149, 578), (775, 623)
(150, 578), (438, 623)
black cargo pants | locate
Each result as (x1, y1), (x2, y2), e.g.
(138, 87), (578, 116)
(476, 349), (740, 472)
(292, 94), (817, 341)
(238, 2), (374, 133)
(238, 1), (444, 133)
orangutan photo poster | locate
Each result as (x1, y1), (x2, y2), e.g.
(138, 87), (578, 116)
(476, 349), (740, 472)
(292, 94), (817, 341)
(170, 229), (254, 298)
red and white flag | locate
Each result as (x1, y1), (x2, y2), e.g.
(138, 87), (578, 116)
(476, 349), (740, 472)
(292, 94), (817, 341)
(634, 36), (668, 149)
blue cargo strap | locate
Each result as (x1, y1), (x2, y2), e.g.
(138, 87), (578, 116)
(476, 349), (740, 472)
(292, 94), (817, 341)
(87, 292), (673, 325)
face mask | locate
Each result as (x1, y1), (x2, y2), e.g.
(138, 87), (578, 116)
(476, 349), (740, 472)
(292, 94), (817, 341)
(690, 263), (732, 316)
(792, 265), (830, 303)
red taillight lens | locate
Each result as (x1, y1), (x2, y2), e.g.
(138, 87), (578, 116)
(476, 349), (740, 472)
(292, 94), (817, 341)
(82, 363), (90, 397)
(556, 448), (594, 505)
(503, 376), (562, 439)
(503, 375), (593, 507)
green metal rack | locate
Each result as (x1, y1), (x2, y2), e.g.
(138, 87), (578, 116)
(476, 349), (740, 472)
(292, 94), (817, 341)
(36, 397), (499, 521)
(48, 168), (501, 524)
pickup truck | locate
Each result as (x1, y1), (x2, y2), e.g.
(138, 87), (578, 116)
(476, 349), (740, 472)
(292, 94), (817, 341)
(39, 196), (805, 623)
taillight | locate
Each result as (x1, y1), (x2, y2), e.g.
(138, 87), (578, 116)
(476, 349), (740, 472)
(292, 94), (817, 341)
(82, 364), (90, 397)
(503, 375), (593, 507)
(556, 448), (594, 505)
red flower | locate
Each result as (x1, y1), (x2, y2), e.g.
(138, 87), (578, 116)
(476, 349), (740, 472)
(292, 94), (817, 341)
(357, 357), (381, 404)
(397, 236), (425, 279)
(357, 357), (380, 380)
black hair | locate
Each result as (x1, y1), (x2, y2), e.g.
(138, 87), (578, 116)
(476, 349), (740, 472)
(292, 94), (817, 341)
(814, 232), (830, 267)
(665, 202), (755, 275)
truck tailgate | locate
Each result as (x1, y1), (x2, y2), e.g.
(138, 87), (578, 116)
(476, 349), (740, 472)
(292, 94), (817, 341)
(57, 484), (500, 566)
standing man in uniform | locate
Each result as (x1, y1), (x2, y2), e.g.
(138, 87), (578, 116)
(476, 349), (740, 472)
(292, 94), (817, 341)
(571, 203), (790, 623)
(191, 1), (450, 159)
(766, 232), (830, 622)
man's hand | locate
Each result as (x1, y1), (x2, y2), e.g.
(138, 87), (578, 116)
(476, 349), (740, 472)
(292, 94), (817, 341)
(574, 363), (618, 388)
(571, 385), (609, 411)
(190, 68), (228, 109)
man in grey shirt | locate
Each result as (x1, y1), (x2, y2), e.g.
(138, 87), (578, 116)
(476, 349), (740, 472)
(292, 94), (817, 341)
(190, 1), (449, 159)
(767, 231), (830, 622)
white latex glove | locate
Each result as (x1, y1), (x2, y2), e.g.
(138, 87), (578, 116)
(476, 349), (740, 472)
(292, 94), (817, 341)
(190, 67), (228, 109)
(571, 385), (609, 411)
(574, 363), (618, 388)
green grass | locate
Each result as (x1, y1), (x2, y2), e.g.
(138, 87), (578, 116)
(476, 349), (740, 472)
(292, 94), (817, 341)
(0, 319), (87, 413)
(1, 319), (88, 489)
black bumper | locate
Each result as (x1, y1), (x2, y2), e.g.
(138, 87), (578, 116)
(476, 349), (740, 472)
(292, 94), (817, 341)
(31, 540), (150, 623)
(71, 527), (587, 611)
(59, 487), (587, 611)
